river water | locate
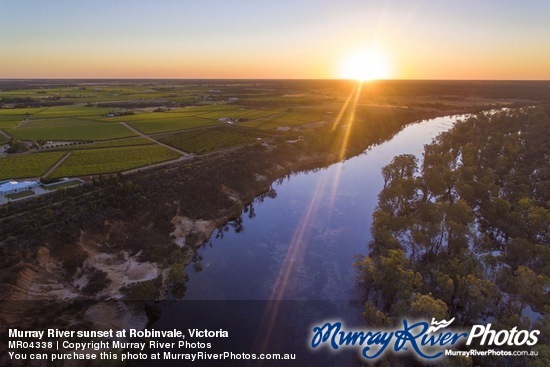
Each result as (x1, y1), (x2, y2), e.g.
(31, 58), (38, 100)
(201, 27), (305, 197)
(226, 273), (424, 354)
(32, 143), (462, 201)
(151, 114), (467, 366)
(182, 115), (465, 301)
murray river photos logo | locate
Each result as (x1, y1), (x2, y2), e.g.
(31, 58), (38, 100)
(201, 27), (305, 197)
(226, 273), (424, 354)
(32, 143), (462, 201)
(310, 318), (540, 360)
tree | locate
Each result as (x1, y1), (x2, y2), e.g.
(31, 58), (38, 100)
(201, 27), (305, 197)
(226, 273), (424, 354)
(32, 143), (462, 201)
(6, 138), (28, 153)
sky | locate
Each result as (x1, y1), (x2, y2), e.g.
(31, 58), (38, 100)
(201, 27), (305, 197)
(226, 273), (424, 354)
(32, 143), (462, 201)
(0, 0), (549, 79)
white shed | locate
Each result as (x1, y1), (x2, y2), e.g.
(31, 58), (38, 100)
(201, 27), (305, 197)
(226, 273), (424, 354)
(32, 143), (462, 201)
(0, 180), (40, 195)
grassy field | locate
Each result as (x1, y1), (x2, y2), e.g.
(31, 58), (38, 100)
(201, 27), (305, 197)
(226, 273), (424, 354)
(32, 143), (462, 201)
(6, 118), (136, 141)
(49, 145), (181, 177)
(0, 151), (66, 179)
(157, 126), (261, 153)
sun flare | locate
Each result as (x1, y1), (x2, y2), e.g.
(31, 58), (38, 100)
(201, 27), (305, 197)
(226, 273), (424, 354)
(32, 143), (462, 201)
(340, 48), (391, 81)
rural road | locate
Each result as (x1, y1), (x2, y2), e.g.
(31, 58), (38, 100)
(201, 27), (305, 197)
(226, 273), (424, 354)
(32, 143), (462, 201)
(118, 121), (192, 157)
(0, 129), (12, 140)
(43, 151), (72, 177)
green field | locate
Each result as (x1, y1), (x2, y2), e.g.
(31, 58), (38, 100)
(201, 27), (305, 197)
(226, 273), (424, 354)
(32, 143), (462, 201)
(128, 116), (220, 134)
(240, 111), (327, 129)
(193, 108), (282, 120)
(51, 137), (154, 151)
(30, 106), (113, 119)
(50, 145), (181, 177)
(0, 115), (27, 129)
(5, 118), (136, 141)
(0, 109), (45, 129)
(0, 81), (355, 179)
(0, 107), (45, 116)
(0, 151), (66, 180)
(157, 127), (260, 153)
(102, 110), (203, 122)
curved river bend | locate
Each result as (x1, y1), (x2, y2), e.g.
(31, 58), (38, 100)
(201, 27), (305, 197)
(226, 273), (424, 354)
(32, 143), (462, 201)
(182, 114), (466, 301)
(151, 114), (467, 366)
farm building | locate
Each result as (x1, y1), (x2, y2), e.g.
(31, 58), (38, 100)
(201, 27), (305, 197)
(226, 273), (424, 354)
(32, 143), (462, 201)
(0, 180), (40, 195)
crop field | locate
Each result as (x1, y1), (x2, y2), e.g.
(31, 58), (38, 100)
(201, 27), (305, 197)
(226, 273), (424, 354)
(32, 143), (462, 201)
(162, 96), (196, 105)
(157, 126), (260, 153)
(185, 105), (239, 112)
(240, 111), (328, 129)
(0, 151), (66, 179)
(0, 108), (45, 129)
(54, 137), (154, 151)
(49, 145), (181, 177)
(128, 116), (220, 134)
(5, 118), (136, 141)
(193, 108), (282, 120)
(0, 80), (389, 179)
(0, 107), (45, 115)
(0, 116), (25, 129)
(105, 109), (203, 122)
(30, 106), (113, 119)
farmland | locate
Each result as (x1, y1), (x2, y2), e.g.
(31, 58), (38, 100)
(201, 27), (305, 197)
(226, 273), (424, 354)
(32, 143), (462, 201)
(49, 145), (181, 177)
(0, 151), (66, 179)
(157, 126), (264, 153)
(54, 137), (154, 150)
(6, 117), (136, 141)
(0, 81), (337, 179)
(2, 79), (550, 181)
(30, 106), (113, 119)
(128, 116), (220, 134)
(240, 111), (328, 129)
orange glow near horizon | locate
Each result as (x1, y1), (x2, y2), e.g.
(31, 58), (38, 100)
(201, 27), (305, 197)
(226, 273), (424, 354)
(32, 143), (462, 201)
(1, 1), (549, 80)
(339, 48), (392, 81)
(2, 41), (549, 80)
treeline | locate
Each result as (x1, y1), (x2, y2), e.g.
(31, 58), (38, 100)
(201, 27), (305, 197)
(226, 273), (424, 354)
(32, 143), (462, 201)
(356, 80), (550, 101)
(356, 105), (550, 366)
(94, 100), (182, 109)
(0, 96), (72, 108)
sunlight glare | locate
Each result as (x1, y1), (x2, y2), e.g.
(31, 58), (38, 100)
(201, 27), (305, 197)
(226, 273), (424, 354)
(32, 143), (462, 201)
(340, 48), (391, 81)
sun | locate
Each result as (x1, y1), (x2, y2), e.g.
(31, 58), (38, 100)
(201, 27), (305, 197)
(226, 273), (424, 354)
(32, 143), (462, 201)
(340, 48), (391, 82)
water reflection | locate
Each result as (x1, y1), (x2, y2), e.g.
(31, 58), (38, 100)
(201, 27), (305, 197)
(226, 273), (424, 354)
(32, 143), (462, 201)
(181, 115), (466, 302)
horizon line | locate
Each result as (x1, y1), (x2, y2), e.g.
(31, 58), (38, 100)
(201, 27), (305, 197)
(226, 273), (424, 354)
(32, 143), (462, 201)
(1, 78), (550, 82)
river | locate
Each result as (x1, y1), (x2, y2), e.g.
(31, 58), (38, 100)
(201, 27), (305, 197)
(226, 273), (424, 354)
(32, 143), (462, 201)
(182, 114), (466, 301)
(151, 114), (468, 366)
